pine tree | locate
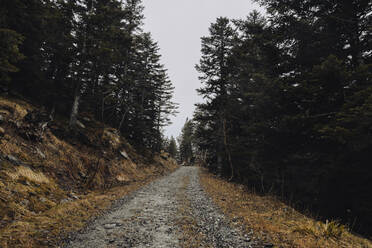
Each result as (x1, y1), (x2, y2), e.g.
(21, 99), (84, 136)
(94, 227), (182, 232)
(167, 136), (178, 159)
(0, 29), (24, 84)
(195, 17), (236, 175)
(193, 2), (372, 234)
(1, 0), (50, 97)
(178, 119), (195, 164)
(41, 0), (76, 111)
(0, 0), (177, 155)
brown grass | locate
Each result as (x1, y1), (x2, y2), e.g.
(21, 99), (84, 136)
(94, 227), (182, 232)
(0, 96), (179, 247)
(0, 97), (31, 120)
(0, 178), (157, 248)
(200, 169), (372, 248)
(6, 166), (50, 184)
(176, 175), (211, 248)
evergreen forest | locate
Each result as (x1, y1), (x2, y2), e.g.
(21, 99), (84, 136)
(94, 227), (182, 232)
(192, 0), (372, 235)
(0, 0), (177, 153)
(1, 0), (372, 241)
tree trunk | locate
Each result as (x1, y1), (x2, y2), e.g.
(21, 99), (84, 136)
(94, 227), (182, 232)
(217, 117), (224, 176)
(69, 82), (81, 130)
(69, 1), (93, 130)
(223, 118), (234, 181)
(118, 108), (129, 131)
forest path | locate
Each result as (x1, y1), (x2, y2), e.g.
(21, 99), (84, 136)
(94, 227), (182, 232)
(63, 167), (259, 248)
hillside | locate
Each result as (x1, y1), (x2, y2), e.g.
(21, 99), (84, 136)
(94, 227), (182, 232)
(0, 96), (178, 247)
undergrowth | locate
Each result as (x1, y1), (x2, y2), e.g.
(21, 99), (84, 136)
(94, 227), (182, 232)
(200, 169), (372, 248)
(0, 96), (179, 247)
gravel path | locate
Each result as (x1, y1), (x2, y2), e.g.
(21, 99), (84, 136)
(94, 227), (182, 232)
(63, 167), (261, 248)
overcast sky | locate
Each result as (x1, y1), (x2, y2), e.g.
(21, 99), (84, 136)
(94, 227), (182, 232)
(142, 0), (264, 138)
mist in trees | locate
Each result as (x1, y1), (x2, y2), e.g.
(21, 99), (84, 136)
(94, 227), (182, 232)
(0, 0), (177, 153)
(194, 1), (372, 235)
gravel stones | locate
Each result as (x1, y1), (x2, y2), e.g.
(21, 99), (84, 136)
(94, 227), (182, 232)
(64, 168), (186, 248)
(63, 167), (263, 248)
(184, 169), (261, 248)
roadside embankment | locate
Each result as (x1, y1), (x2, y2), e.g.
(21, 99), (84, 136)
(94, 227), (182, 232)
(0, 96), (178, 247)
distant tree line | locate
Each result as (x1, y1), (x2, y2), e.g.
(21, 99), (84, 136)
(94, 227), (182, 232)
(194, 0), (372, 235)
(178, 118), (195, 164)
(0, 0), (177, 153)
(164, 119), (195, 165)
(163, 135), (178, 159)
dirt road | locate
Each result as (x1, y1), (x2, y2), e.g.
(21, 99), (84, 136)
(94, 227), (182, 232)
(63, 167), (261, 248)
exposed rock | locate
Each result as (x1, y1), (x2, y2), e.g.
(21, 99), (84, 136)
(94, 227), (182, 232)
(40, 197), (47, 203)
(15, 121), (22, 128)
(82, 117), (91, 122)
(104, 223), (117, 229)
(79, 171), (87, 179)
(120, 150), (130, 160)
(61, 198), (73, 204)
(68, 192), (79, 200)
(6, 155), (20, 165)
(36, 147), (46, 159)
(76, 120), (86, 129)
(18, 109), (52, 141)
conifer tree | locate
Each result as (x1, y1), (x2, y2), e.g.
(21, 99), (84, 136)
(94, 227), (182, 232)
(0, 0), (177, 154)
(195, 17), (236, 174)
(178, 119), (195, 164)
(194, 2), (372, 233)
(167, 136), (178, 159)
(0, 29), (24, 84)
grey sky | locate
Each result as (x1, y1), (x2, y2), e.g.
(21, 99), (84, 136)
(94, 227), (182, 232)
(142, 0), (264, 138)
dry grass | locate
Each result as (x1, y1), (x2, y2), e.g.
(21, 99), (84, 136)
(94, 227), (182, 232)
(0, 96), (179, 247)
(0, 178), (156, 248)
(200, 169), (372, 248)
(0, 160), (177, 247)
(6, 166), (50, 184)
(176, 175), (211, 248)
(0, 97), (31, 120)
